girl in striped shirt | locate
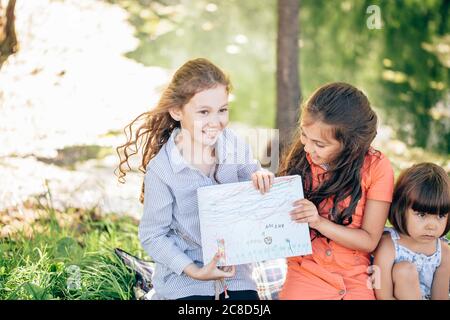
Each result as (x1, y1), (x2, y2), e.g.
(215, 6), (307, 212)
(117, 58), (273, 300)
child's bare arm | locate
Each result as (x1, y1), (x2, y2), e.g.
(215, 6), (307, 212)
(431, 240), (450, 300)
(373, 234), (396, 300)
(294, 199), (390, 252)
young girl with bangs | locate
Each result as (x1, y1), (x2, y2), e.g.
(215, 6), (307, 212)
(374, 163), (450, 300)
(278, 82), (395, 300)
(116, 58), (273, 300)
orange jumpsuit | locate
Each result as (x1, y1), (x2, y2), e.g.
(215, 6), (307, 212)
(279, 149), (394, 300)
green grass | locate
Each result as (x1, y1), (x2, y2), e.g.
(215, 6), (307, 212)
(0, 203), (148, 300)
(0, 195), (448, 300)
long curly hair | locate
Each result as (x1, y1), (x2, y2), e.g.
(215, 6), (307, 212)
(279, 82), (378, 226)
(115, 58), (231, 203)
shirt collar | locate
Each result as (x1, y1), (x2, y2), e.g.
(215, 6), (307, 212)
(166, 128), (189, 174)
(166, 128), (229, 174)
(306, 153), (329, 172)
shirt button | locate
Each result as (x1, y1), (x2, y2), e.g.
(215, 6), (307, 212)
(325, 249), (332, 256)
(339, 290), (346, 295)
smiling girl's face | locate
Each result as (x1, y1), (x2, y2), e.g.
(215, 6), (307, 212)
(170, 84), (229, 148)
(300, 115), (343, 166)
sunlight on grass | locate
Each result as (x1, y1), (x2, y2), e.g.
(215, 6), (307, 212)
(0, 199), (148, 300)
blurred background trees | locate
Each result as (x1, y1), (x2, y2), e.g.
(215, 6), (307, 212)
(106, 0), (449, 154)
(2, 0), (449, 153)
(276, 0), (300, 151)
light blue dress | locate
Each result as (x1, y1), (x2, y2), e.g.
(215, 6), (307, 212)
(384, 227), (443, 299)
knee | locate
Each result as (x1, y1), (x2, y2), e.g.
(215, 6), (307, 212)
(392, 261), (418, 282)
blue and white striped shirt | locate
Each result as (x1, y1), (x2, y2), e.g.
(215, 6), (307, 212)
(139, 127), (261, 299)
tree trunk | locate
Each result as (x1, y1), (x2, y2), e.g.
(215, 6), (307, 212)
(0, 0), (18, 70)
(276, 0), (301, 154)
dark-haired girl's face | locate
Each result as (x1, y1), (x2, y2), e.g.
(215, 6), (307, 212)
(405, 208), (448, 243)
(300, 118), (342, 166)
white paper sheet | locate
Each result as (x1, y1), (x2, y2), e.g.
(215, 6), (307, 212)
(197, 175), (312, 266)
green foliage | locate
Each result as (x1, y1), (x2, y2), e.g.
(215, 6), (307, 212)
(374, 0), (450, 153)
(108, 0), (277, 128)
(300, 0), (450, 153)
(0, 207), (147, 300)
(106, 0), (449, 155)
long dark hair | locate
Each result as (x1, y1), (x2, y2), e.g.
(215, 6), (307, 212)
(279, 82), (378, 226)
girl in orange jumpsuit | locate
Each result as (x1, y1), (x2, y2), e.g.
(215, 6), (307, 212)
(278, 82), (394, 300)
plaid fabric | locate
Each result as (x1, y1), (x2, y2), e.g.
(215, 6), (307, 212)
(114, 248), (155, 300)
(252, 259), (287, 300)
(115, 248), (287, 300)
